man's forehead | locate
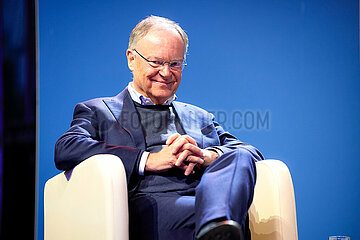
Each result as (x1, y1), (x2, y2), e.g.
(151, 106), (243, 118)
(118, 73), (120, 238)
(139, 26), (183, 44)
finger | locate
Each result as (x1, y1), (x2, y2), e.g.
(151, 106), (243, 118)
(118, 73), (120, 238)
(176, 151), (204, 166)
(183, 135), (198, 146)
(166, 133), (181, 145)
(176, 162), (188, 171)
(170, 135), (196, 154)
(182, 143), (204, 158)
(174, 143), (204, 166)
(171, 137), (189, 155)
(176, 162), (195, 176)
(186, 155), (204, 165)
(184, 163), (196, 176)
(175, 149), (191, 166)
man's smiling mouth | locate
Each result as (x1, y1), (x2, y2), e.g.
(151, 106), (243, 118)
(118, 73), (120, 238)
(151, 79), (174, 85)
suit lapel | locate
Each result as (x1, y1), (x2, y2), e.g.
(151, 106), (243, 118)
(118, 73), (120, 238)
(172, 102), (204, 149)
(103, 88), (146, 150)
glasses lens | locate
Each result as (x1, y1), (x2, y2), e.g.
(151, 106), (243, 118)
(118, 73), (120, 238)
(169, 61), (183, 69)
(148, 61), (163, 68)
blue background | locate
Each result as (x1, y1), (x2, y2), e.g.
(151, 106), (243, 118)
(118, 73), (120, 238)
(37, 0), (360, 239)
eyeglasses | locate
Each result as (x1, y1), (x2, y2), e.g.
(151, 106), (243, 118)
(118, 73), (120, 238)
(133, 49), (187, 71)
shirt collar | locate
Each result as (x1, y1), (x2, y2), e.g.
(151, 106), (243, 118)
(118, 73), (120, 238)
(127, 82), (177, 106)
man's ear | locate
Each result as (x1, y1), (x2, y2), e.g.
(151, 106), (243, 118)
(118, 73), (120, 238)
(126, 49), (135, 71)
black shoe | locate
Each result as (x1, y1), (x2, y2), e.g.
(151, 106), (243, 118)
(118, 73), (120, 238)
(196, 220), (243, 240)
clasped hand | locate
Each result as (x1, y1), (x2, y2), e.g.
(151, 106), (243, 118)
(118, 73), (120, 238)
(145, 133), (217, 175)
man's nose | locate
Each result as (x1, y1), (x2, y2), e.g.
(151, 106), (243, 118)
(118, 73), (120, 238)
(159, 63), (171, 77)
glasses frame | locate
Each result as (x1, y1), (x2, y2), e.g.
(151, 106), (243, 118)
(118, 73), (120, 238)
(133, 49), (187, 71)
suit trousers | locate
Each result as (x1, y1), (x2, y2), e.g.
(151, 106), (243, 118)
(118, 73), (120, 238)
(128, 147), (257, 240)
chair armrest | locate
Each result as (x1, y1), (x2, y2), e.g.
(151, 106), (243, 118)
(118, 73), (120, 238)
(249, 160), (298, 240)
(44, 154), (129, 240)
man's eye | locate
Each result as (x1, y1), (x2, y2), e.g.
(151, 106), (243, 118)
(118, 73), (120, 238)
(151, 61), (163, 66)
(170, 62), (182, 68)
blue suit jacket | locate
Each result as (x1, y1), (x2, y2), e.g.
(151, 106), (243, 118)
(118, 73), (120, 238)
(55, 88), (263, 193)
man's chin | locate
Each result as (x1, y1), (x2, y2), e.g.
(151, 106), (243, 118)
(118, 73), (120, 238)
(151, 92), (175, 104)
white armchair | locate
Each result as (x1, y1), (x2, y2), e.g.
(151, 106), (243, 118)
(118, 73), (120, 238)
(44, 154), (298, 240)
(248, 160), (298, 240)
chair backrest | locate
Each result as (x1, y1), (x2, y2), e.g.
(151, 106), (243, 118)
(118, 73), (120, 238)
(249, 160), (298, 240)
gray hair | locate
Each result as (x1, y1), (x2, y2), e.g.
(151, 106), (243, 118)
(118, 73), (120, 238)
(128, 15), (188, 58)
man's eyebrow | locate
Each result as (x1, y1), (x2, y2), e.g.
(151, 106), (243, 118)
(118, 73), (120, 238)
(150, 56), (165, 61)
(151, 56), (184, 61)
(171, 58), (184, 62)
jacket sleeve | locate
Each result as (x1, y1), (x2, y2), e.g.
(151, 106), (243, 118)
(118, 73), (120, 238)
(54, 101), (143, 185)
(210, 115), (264, 162)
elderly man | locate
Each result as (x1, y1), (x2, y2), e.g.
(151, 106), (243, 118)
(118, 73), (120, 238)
(55, 16), (263, 240)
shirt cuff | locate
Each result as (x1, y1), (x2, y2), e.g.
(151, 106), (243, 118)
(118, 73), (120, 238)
(138, 151), (150, 176)
(205, 147), (223, 158)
